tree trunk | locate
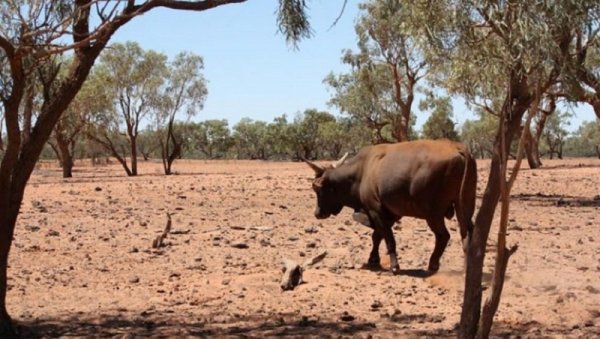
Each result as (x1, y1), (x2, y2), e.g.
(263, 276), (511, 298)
(524, 128), (542, 169)
(130, 136), (138, 176)
(558, 142), (563, 159)
(55, 132), (74, 178)
(0, 207), (18, 337)
(460, 152), (502, 339)
(460, 80), (533, 337)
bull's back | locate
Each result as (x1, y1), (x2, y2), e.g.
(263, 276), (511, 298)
(362, 140), (467, 219)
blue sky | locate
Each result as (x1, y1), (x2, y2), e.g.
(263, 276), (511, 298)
(111, 0), (596, 131)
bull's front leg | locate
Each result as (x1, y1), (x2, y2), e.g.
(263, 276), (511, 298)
(368, 212), (400, 275)
(367, 229), (382, 269)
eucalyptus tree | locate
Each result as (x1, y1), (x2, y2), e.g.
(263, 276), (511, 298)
(540, 110), (572, 160)
(49, 64), (108, 177)
(232, 118), (269, 159)
(563, 9), (600, 118)
(265, 115), (293, 159)
(89, 42), (167, 176)
(154, 52), (207, 174)
(460, 113), (497, 159)
(411, 1), (598, 337)
(189, 120), (232, 159)
(289, 109), (336, 159)
(0, 0), (314, 334)
(419, 95), (459, 141)
(326, 0), (427, 143)
(564, 119), (600, 157)
(524, 95), (557, 168)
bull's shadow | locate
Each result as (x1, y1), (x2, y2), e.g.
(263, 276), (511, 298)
(360, 264), (436, 278)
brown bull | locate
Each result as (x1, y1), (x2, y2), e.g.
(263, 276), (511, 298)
(304, 139), (477, 275)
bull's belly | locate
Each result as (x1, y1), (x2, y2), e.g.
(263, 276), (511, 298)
(383, 199), (449, 221)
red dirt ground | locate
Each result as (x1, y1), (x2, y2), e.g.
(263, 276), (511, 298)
(9, 158), (600, 337)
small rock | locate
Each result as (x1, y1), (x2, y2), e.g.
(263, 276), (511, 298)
(95, 187), (102, 192)
(585, 285), (600, 294)
(288, 236), (299, 241)
(129, 247), (139, 253)
(46, 230), (60, 237)
(129, 276), (140, 284)
(304, 226), (318, 234)
(370, 301), (382, 310)
(340, 312), (354, 322)
(231, 242), (249, 249)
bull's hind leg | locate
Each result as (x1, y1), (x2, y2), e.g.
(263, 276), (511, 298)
(426, 217), (450, 272)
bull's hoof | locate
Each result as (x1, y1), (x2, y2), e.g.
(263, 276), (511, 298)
(362, 260), (382, 271)
(427, 263), (440, 273)
(390, 265), (401, 275)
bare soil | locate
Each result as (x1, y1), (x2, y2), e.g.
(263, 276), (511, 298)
(9, 158), (600, 337)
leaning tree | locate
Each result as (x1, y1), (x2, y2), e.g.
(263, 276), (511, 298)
(0, 0), (312, 335)
(410, 1), (599, 337)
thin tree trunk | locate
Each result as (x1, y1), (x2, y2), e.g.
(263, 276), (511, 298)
(460, 77), (533, 338)
(130, 135), (138, 176)
(0, 207), (18, 337)
(55, 131), (74, 178)
(477, 102), (534, 338)
(524, 131), (542, 169)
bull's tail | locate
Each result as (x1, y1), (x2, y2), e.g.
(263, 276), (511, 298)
(456, 146), (476, 253)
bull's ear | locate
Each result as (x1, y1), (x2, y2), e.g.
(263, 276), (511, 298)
(303, 158), (325, 177)
(332, 152), (349, 169)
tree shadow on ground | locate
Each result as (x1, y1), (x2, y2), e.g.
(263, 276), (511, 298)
(16, 313), (379, 338)
(15, 312), (600, 338)
(512, 192), (600, 207)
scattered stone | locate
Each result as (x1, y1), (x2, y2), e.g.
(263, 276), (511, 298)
(304, 226), (318, 234)
(585, 285), (600, 294)
(231, 242), (249, 249)
(370, 301), (383, 310)
(129, 247), (139, 253)
(94, 187), (102, 192)
(46, 230), (60, 237)
(129, 276), (140, 284)
(340, 312), (354, 322)
(25, 225), (40, 232)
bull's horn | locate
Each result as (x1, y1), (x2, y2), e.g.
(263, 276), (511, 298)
(303, 158), (325, 176)
(332, 152), (349, 168)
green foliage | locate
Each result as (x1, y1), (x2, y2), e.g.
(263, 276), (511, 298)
(420, 95), (459, 141)
(564, 120), (600, 157)
(188, 120), (232, 159)
(540, 110), (572, 159)
(289, 109), (336, 159)
(325, 0), (427, 142)
(232, 118), (269, 160)
(277, 0), (312, 47)
(460, 113), (498, 159)
(265, 115), (293, 160)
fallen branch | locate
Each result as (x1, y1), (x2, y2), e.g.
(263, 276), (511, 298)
(152, 213), (172, 249)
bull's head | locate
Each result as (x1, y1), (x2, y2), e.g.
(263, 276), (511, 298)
(304, 153), (349, 219)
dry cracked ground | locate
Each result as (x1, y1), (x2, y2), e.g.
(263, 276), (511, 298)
(8, 158), (600, 338)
